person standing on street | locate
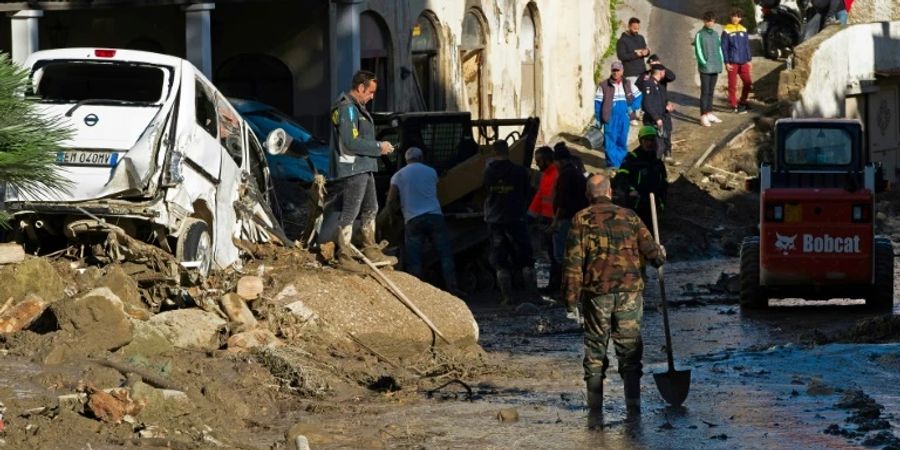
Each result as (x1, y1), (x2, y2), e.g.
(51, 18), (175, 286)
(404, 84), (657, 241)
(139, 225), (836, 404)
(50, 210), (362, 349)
(551, 145), (588, 295)
(386, 147), (462, 296)
(613, 126), (668, 229)
(722, 8), (753, 114)
(329, 70), (395, 272)
(694, 11), (724, 127)
(483, 140), (536, 304)
(640, 64), (673, 160)
(563, 173), (666, 428)
(616, 18), (651, 89)
(595, 61), (643, 169)
(529, 146), (560, 293)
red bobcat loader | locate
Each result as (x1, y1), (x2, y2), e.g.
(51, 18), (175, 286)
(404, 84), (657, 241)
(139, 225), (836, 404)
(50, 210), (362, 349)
(740, 119), (894, 310)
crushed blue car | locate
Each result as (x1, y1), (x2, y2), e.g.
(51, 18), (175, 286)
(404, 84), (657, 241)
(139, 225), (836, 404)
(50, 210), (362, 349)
(230, 98), (331, 183)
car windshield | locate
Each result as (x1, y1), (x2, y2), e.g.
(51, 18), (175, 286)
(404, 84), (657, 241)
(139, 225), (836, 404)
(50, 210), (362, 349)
(243, 109), (315, 144)
(783, 127), (853, 166)
(31, 61), (169, 104)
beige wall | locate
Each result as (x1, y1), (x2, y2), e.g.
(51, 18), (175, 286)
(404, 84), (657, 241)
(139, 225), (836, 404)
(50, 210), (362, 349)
(849, 0), (900, 24)
(365, 0), (611, 138)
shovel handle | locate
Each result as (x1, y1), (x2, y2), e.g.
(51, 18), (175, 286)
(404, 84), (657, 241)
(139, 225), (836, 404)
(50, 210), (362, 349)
(650, 194), (676, 373)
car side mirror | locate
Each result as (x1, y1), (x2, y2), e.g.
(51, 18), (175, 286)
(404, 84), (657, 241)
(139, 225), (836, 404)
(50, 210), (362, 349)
(265, 128), (293, 155)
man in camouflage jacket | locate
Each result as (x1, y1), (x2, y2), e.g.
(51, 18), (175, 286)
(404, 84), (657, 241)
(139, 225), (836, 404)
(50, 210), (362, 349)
(562, 173), (665, 427)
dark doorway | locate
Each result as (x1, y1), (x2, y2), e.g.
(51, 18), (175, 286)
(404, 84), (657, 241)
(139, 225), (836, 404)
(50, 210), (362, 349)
(215, 53), (293, 115)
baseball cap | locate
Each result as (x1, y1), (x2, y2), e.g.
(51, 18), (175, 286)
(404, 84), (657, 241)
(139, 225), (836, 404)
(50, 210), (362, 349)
(650, 63), (667, 72)
(611, 61), (624, 71)
(638, 126), (658, 139)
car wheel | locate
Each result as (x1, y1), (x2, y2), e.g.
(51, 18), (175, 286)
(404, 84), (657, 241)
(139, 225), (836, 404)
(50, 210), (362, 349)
(739, 237), (767, 309)
(867, 237), (895, 311)
(176, 218), (212, 277)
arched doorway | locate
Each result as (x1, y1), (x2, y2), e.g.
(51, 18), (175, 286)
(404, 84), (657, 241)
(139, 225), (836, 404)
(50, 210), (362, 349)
(215, 54), (293, 115)
(360, 11), (392, 113)
(520, 5), (539, 118)
(461, 9), (487, 119)
(411, 12), (442, 111)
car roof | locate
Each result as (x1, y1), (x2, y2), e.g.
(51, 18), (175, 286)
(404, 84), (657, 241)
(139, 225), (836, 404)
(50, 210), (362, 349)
(25, 48), (185, 68)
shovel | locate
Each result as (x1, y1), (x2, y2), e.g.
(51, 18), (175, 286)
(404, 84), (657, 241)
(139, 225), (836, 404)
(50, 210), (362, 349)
(649, 193), (691, 407)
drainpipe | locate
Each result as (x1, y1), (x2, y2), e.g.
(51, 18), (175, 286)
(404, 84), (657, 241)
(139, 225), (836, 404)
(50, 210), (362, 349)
(184, 3), (215, 79)
(330, 0), (363, 100)
(11, 10), (43, 66)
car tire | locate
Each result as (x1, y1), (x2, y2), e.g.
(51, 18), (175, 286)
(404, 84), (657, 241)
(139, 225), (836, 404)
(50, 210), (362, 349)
(867, 237), (895, 311)
(739, 237), (767, 309)
(176, 218), (212, 277)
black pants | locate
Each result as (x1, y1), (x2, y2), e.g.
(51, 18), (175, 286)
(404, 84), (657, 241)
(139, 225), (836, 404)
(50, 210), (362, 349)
(337, 172), (377, 228)
(488, 222), (535, 272)
(643, 113), (673, 158)
(699, 73), (718, 115)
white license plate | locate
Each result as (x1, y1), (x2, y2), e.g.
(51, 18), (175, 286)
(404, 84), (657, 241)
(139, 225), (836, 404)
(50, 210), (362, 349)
(56, 151), (119, 166)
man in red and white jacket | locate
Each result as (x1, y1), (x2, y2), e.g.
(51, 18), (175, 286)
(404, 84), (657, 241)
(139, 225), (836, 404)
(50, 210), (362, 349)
(528, 146), (560, 292)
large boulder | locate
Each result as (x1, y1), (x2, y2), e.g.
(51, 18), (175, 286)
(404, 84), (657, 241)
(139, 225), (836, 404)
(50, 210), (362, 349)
(100, 266), (151, 320)
(117, 320), (174, 358)
(0, 258), (65, 305)
(45, 288), (134, 364)
(148, 309), (226, 351)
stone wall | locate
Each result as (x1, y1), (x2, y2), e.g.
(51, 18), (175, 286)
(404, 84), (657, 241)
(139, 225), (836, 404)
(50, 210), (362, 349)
(849, 0), (900, 24)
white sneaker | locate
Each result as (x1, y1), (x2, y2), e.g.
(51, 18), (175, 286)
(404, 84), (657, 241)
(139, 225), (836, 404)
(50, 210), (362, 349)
(708, 113), (723, 123)
(700, 115), (712, 127)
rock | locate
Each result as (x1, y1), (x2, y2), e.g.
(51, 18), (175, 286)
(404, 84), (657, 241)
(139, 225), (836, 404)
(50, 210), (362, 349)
(227, 329), (281, 352)
(806, 378), (834, 396)
(148, 309), (226, 351)
(497, 408), (519, 422)
(101, 266), (150, 320)
(0, 258), (65, 304)
(57, 393), (88, 413)
(236, 276), (264, 301)
(85, 387), (143, 424)
(0, 293), (48, 333)
(0, 243), (25, 265)
(117, 320), (174, 358)
(45, 288), (133, 363)
(220, 293), (258, 329)
(284, 301), (318, 324)
(130, 381), (192, 422)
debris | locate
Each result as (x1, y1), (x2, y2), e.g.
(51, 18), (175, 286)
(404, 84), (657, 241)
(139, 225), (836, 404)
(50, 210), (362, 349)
(84, 386), (144, 424)
(236, 276), (265, 301)
(368, 375), (400, 393)
(57, 393), (88, 413)
(147, 308), (226, 351)
(130, 381), (192, 422)
(117, 320), (175, 358)
(89, 358), (182, 391)
(294, 435), (311, 450)
(426, 379), (474, 401)
(709, 434), (729, 440)
(227, 329), (281, 352)
(0, 293), (48, 333)
(45, 288), (134, 363)
(0, 258), (65, 305)
(863, 431), (900, 447)
(0, 243), (25, 265)
(806, 378), (833, 396)
(497, 408), (519, 422)
(220, 293), (258, 330)
(100, 265), (151, 320)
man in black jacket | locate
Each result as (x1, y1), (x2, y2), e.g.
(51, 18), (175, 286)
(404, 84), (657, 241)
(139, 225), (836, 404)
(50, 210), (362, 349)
(640, 64), (674, 160)
(483, 140), (536, 304)
(616, 18), (651, 88)
(551, 145), (588, 298)
(613, 126), (668, 229)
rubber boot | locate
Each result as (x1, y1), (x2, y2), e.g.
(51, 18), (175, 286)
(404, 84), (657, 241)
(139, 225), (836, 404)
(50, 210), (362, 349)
(497, 269), (514, 305)
(586, 375), (604, 429)
(335, 226), (367, 274)
(623, 373), (641, 414)
(361, 220), (398, 265)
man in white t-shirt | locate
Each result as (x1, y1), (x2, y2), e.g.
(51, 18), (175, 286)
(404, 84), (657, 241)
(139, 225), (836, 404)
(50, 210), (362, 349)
(387, 147), (462, 295)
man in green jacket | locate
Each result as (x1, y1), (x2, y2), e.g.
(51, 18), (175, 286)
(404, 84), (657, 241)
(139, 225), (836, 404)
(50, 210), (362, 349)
(694, 11), (724, 128)
(329, 70), (395, 271)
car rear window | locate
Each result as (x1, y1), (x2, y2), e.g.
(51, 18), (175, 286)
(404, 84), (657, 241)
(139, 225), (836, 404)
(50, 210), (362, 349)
(32, 61), (168, 103)
(783, 128), (853, 166)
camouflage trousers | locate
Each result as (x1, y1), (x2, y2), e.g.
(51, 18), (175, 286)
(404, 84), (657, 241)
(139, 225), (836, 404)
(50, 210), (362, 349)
(582, 291), (644, 381)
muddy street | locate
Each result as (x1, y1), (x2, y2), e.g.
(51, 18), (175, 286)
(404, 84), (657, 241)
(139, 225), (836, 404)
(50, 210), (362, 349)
(253, 258), (896, 449)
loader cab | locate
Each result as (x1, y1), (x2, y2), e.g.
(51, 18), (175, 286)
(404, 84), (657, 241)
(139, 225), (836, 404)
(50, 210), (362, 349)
(740, 118), (894, 311)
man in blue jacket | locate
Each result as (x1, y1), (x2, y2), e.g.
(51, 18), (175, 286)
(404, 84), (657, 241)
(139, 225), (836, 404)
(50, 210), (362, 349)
(595, 61), (642, 169)
(722, 8), (752, 114)
(329, 70), (395, 271)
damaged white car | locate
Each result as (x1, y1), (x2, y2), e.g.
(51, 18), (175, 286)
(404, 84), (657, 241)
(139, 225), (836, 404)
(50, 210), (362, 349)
(2, 48), (291, 275)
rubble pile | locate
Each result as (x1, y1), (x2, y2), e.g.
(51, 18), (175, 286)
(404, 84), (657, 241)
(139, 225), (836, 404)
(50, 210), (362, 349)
(0, 243), (483, 448)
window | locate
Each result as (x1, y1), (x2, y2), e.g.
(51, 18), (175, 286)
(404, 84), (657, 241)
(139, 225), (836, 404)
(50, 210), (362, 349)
(217, 94), (244, 166)
(412, 13), (441, 110)
(461, 10), (487, 119)
(195, 80), (218, 138)
(247, 133), (267, 193)
(32, 61), (168, 103)
(784, 128), (853, 166)
(360, 11), (392, 112)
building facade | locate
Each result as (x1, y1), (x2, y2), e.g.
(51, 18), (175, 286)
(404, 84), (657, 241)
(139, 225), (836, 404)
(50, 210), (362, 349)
(2, 0), (611, 139)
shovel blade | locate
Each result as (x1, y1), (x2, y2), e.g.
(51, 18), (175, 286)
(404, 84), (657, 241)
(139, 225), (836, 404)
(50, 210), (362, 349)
(654, 369), (691, 407)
